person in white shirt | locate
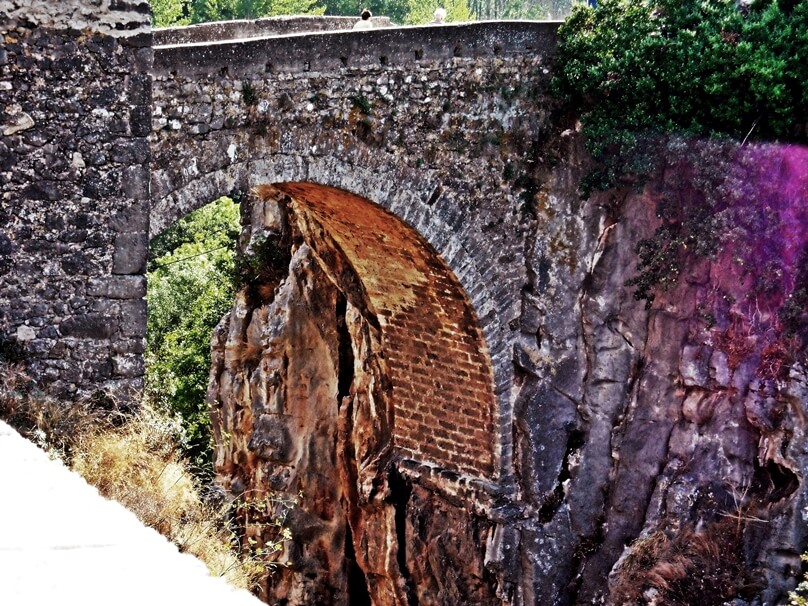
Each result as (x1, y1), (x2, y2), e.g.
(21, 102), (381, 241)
(353, 8), (373, 30)
(431, 7), (447, 23)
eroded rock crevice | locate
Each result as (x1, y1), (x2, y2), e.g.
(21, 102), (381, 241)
(388, 469), (418, 606)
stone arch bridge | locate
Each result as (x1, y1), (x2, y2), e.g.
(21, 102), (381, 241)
(3, 4), (806, 606)
(150, 17), (558, 491)
(146, 21), (570, 603)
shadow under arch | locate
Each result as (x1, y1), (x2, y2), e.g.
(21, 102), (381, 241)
(266, 182), (498, 479)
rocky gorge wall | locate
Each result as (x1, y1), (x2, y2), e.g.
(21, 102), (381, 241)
(207, 141), (808, 606)
(0, 0), (151, 399)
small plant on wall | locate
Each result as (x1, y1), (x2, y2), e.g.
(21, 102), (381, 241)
(231, 233), (292, 303)
(790, 552), (808, 605)
(242, 81), (259, 106)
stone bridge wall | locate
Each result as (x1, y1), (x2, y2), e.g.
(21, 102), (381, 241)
(0, 0), (151, 399)
(151, 20), (560, 486)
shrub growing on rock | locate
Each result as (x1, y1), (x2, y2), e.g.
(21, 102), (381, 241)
(553, 0), (808, 193)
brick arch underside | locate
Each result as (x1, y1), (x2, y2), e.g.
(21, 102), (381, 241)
(274, 182), (496, 477)
(150, 154), (516, 482)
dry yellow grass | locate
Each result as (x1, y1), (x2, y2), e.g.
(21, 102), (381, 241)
(0, 363), (271, 592)
(70, 408), (262, 589)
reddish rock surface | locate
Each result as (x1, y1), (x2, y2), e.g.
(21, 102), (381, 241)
(208, 144), (808, 606)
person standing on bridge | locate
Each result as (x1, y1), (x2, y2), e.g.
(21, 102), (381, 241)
(353, 8), (374, 30)
(431, 7), (447, 23)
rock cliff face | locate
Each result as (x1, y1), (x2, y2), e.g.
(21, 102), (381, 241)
(207, 143), (808, 606)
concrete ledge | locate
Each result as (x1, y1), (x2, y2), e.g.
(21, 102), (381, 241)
(0, 421), (263, 606)
(154, 20), (560, 76)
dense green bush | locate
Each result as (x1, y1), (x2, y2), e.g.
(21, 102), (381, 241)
(553, 0), (808, 192)
(147, 197), (241, 475)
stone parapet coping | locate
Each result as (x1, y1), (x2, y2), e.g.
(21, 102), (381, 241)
(154, 15), (394, 46)
(154, 20), (561, 77)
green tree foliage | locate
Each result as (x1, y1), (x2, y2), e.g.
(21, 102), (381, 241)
(468, 0), (569, 20)
(151, 0), (325, 26)
(146, 198), (241, 474)
(500, 0), (549, 21)
(322, 0), (472, 24)
(189, 0), (325, 22)
(151, 0), (191, 26)
(322, 0), (407, 22)
(404, 0), (472, 23)
(553, 0), (808, 191)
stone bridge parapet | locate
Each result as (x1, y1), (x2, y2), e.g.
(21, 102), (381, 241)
(154, 15), (394, 46)
(153, 21), (558, 76)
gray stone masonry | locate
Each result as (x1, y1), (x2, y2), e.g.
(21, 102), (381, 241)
(0, 0), (152, 399)
(151, 20), (559, 486)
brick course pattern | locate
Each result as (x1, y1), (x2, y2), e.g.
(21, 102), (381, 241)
(278, 183), (496, 477)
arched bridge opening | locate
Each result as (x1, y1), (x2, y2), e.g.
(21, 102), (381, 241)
(203, 181), (504, 603)
(150, 153), (524, 489)
(265, 182), (497, 478)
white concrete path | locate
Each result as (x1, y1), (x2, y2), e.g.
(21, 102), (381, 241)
(0, 420), (264, 606)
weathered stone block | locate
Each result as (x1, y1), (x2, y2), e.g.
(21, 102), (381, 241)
(119, 299), (147, 337)
(121, 165), (149, 200)
(87, 275), (146, 299)
(59, 314), (115, 339)
(22, 181), (61, 201)
(111, 338), (145, 355)
(127, 73), (151, 106)
(111, 353), (145, 378)
(680, 344), (711, 387)
(129, 105), (152, 137)
(109, 203), (149, 234)
(112, 232), (147, 274)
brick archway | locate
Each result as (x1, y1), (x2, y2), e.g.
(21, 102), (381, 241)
(267, 182), (497, 478)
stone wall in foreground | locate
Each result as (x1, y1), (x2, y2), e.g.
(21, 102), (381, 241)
(0, 0), (151, 399)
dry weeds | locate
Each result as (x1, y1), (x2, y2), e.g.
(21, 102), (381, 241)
(0, 363), (277, 592)
(609, 517), (763, 606)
